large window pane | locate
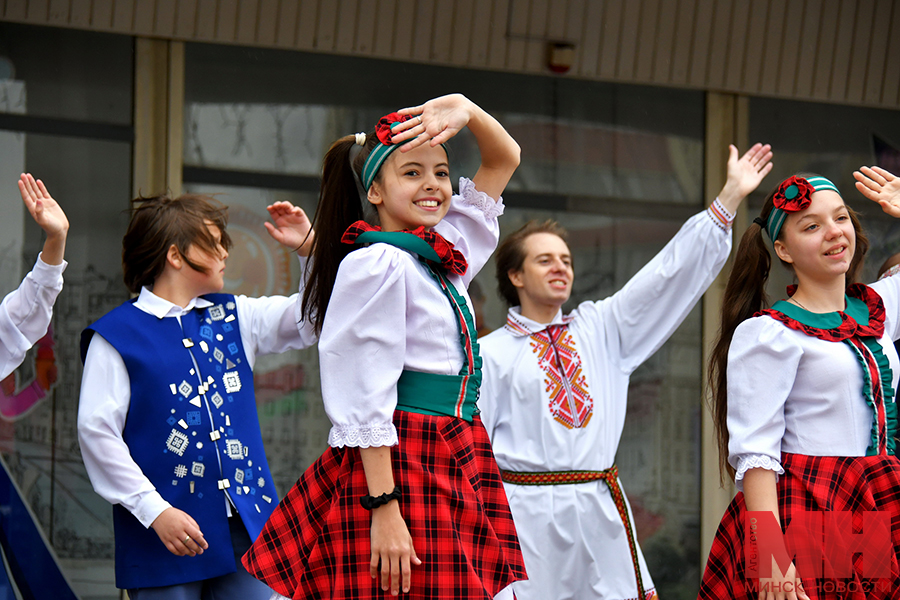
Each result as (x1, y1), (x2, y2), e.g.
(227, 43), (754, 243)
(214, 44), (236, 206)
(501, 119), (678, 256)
(0, 23), (132, 125)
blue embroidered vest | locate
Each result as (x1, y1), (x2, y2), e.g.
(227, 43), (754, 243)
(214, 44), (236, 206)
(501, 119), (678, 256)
(81, 294), (279, 589)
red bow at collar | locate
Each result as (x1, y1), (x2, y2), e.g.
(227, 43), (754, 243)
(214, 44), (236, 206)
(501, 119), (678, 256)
(341, 221), (468, 276)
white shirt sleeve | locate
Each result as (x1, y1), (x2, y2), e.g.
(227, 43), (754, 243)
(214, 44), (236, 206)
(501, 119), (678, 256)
(320, 246), (408, 448)
(573, 207), (732, 375)
(871, 276), (900, 341)
(727, 317), (802, 489)
(434, 177), (504, 286)
(0, 254), (66, 379)
(234, 256), (317, 368)
(78, 334), (172, 528)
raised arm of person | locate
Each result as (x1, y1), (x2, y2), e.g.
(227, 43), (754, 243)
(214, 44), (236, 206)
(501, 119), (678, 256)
(854, 166), (900, 216)
(237, 201), (318, 363)
(718, 143), (775, 214)
(587, 143), (773, 373)
(0, 174), (69, 379)
(392, 93), (520, 202)
(20, 173), (68, 265)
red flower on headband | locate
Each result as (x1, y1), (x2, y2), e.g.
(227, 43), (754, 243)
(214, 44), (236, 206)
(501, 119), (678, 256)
(374, 112), (413, 145)
(773, 176), (814, 212)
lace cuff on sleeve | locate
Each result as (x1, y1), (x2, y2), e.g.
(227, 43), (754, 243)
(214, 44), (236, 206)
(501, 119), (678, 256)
(327, 423), (399, 448)
(734, 453), (785, 491)
(457, 177), (505, 220)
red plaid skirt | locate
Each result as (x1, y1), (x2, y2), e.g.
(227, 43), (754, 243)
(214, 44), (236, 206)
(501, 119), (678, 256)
(242, 411), (526, 599)
(700, 453), (900, 599)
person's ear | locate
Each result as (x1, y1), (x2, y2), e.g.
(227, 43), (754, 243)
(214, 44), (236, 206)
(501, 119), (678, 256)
(367, 182), (384, 207)
(508, 269), (524, 289)
(773, 240), (793, 264)
(167, 244), (183, 269)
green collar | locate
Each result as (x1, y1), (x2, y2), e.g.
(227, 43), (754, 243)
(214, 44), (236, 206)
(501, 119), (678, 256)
(770, 295), (870, 330)
(355, 230), (441, 263)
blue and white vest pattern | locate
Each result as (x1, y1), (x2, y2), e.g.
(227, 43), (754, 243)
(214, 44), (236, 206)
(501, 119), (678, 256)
(81, 293), (279, 589)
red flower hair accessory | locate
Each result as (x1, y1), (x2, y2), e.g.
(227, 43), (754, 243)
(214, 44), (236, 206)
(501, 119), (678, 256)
(374, 112), (413, 145)
(773, 176), (814, 212)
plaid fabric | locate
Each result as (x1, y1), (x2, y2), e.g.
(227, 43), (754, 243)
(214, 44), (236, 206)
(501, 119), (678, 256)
(342, 221), (468, 276)
(243, 412), (526, 599)
(700, 453), (900, 599)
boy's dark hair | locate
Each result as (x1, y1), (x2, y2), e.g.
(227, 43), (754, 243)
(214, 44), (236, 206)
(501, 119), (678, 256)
(122, 193), (232, 294)
(495, 220), (569, 306)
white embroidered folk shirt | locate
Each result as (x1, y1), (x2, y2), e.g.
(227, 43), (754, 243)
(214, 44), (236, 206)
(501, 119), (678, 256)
(479, 204), (734, 600)
(0, 254), (66, 379)
(78, 257), (316, 528)
(727, 275), (900, 489)
(321, 177), (502, 448)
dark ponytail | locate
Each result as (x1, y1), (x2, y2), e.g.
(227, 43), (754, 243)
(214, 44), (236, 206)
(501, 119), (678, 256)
(302, 132), (380, 334)
(708, 174), (869, 482)
(708, 212), (772, 483)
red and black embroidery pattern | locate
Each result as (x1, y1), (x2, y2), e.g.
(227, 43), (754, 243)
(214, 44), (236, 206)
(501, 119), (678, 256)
(529, 324), (593, 429)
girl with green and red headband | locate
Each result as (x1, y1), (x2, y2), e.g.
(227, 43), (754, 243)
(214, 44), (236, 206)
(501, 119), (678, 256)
(243, 94), (526, 599)
(702, 167), (900, 599)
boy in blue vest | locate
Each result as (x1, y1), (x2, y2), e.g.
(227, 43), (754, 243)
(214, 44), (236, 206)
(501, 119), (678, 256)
(78, 193), (316, 600)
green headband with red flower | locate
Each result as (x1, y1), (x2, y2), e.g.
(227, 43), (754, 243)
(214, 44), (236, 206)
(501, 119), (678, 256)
(361, 112), (448, 191)
(762, 175), (841, 241)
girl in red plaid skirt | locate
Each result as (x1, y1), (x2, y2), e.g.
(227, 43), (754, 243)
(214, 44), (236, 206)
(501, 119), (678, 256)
(702, 168), (900, 600)
(242, 94), (526, 599)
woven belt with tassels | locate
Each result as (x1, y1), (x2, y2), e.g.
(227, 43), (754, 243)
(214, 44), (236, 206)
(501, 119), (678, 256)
(500, 465), (648, 600)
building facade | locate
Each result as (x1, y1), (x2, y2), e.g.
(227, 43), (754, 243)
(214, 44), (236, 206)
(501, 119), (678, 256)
(1, 1), (900, 598)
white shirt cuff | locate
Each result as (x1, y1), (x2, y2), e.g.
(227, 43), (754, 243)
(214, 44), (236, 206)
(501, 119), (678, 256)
(32, 253), (67, 284)
(133, 491), (173, 529)
(707, 198), (735, 232)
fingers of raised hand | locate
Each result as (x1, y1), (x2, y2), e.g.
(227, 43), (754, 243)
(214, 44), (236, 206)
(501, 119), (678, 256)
(859, 166), (888, 186)
(396, 104), (425, 117)
(20, 173), (38, 196)
(871, 165), (896, 182)
(744, 143), (773, 169)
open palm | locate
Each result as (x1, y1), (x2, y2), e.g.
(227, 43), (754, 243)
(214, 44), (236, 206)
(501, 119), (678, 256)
(264, 202), (314, 255)
(392, 94), (474, 150)
(727, 143), (774, 199)
(854, 166), (900, 217)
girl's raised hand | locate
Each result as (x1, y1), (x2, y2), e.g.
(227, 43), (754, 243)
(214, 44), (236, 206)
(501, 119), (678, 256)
(391, 94), (475, 151)
(854, 166), (900, 218)
(264, 201), (314, 256)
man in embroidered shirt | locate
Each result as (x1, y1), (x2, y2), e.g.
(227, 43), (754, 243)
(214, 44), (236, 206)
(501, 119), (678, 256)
(477, 143), (773, 600)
